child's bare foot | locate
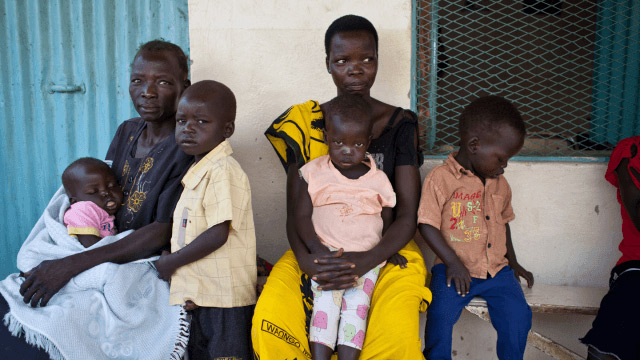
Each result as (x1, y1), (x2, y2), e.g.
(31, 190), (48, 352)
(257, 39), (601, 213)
(184, 300), (199, 311)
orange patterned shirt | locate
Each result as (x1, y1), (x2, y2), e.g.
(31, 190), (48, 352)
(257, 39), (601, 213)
(418, 153), (515, 278)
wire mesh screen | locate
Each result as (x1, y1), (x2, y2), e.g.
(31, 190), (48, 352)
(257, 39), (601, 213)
(415, 0), (640, 157)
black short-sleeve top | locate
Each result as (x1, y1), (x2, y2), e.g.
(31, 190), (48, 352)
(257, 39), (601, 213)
(367, 107), (424, 187)
(106, 118), (194, 231)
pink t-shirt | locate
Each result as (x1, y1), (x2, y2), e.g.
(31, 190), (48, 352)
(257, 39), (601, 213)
(64, 201), (116, 239)
(299, 154), (396, 252)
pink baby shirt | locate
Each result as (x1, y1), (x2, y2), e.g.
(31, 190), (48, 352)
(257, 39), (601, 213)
(64, 201), (117, 238)
(299, 154), (396, 252)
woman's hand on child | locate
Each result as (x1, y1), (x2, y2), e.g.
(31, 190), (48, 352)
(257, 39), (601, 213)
(388, 253), (408, 268)
(510, 262), (534, 288)
(311, 248), (359, 290)
(155, 250), (176, 282)
(19, 258), (77, 307)
(341, 250), (381, 278)
(446, 260), (471, 297)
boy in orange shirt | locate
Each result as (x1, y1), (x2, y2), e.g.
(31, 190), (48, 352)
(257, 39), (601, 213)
(418, 96), (534, 360)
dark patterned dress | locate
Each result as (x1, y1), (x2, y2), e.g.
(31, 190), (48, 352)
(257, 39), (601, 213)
(106, 118), (193, 231)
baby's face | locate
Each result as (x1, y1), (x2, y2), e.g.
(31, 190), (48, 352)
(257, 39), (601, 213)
(325, 114), (371, 171)
(68, 165), (123, 216)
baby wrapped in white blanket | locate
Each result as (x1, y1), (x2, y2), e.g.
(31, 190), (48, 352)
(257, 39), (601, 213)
(0, 188), (189, 360)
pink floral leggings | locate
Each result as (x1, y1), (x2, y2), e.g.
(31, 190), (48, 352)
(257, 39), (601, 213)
(309, 265), (381, 350)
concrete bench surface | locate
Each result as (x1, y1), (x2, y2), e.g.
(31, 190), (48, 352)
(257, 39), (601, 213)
(465, 283), (609, 359)
(467, 283), (608, 315)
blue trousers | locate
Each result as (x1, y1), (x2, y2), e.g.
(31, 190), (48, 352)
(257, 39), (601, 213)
(424, 264), (532, 360)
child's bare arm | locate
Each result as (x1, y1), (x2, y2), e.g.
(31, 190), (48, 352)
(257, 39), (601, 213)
(505, 223), (534, 288)
(295, 179), (331, 255)
(381, 206), (393, 234)
(155, 221), (231, 282)
(419, 223), (471, 296)
(76, 235), (102, 248)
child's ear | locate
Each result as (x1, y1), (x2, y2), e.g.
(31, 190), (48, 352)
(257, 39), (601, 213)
(466, 136), (480, 154)
(323, 131), (328, 144)
(223, 121), (235, 138)
(325, 56), (330, 74)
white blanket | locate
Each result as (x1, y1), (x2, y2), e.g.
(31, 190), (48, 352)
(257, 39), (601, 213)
(0, 188), (189, 360)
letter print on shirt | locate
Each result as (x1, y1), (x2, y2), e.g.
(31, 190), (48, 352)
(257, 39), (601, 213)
(449, 192), (483, 242)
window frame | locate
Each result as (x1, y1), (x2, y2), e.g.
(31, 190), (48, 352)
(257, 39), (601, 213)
(410, 0), (615, 163)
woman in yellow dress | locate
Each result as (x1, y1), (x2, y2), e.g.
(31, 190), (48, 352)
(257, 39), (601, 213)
(253, 15), (432, 359)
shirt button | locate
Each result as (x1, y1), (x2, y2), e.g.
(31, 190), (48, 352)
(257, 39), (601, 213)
(488, 243), (492, 248)
(485, 215), (490, 220)
(124, 191), (129, 196)
(128, 177), (133, 183)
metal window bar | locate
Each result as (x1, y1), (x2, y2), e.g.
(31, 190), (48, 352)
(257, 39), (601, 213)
(415, 0), (640, 158)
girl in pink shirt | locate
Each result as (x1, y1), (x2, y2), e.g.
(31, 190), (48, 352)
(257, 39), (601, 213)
(296, 95), (398, 360)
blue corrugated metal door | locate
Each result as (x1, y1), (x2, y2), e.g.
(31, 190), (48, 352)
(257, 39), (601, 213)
(0, 0), (190, 277)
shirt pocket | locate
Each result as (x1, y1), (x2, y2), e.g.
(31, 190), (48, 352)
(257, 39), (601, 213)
(491, 194), (507, 224)
(177, 207), (189, 248)
(184, 205), (208, 246)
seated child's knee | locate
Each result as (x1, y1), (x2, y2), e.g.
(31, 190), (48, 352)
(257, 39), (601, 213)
(512, 302), (532, 329)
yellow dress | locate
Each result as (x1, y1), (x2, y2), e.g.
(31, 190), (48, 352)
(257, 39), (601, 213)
(253, 100), (432, 359)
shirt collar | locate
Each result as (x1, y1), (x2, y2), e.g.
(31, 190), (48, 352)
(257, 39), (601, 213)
(182, 140), (233, 189)
(445, 152), (473, 180)
(445, 152), (501, 185)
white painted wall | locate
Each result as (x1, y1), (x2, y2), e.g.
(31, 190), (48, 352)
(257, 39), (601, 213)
(188, 0), (413, 264)
(188, 1), (622, 358)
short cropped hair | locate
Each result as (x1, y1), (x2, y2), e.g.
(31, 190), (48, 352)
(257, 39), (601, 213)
(324, 94), (373, 131)
(324, 15), (379, 56)
(182, 80), (237, 124)
(133, 40), (189, 77)
(62, 157), (114, 192)
(459, 96), (526, 139)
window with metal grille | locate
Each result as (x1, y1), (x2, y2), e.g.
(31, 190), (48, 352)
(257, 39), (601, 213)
(414, 0), (640, 158)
